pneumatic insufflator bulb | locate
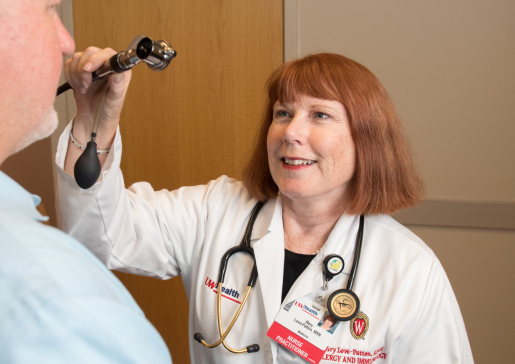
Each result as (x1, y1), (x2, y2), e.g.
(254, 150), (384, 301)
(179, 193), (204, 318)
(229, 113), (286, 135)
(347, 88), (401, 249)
(74, 140), (101, 189)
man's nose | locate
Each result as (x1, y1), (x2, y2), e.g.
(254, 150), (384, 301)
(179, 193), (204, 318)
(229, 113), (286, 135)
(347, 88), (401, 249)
(56, 16), (75, 56)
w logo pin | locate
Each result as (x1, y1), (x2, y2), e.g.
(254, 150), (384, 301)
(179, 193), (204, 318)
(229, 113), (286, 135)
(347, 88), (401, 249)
(350, 311), (369, 340)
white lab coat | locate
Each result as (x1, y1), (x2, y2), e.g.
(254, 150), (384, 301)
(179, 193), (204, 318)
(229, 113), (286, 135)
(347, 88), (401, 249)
(56, 122), (474, 364)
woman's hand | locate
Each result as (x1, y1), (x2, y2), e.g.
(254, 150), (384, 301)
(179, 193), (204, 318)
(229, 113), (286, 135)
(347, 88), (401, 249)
(63, 47), (132, 178)
(64, 46), (132, 148)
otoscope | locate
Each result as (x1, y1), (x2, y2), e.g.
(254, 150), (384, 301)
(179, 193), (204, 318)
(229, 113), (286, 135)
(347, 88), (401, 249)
(57, 35), (176, 189)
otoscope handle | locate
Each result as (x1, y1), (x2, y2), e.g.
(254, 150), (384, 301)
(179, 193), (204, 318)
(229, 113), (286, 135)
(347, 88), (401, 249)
(56, 35), (176, 96)
(56, 82), (73, 95)
(56, 49), (136, 96)
(56, 60), (117, 96)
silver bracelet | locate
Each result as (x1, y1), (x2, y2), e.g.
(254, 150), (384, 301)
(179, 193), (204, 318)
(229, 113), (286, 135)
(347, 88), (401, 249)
(69, 128), (110, 154)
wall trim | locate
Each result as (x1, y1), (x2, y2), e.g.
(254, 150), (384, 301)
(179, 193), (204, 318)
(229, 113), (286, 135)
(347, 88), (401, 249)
(394, 200), (515, 231)
(52, 0), (76, 194)
(283, 0), (299, 61)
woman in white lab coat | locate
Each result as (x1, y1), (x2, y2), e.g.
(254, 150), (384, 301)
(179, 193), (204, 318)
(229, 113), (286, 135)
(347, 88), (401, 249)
(58, 52), (474, 363)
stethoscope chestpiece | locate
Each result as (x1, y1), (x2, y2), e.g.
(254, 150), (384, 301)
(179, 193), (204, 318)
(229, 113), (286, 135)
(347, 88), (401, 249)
(323, 254), (360, 321)
(327, 288), (360, 322)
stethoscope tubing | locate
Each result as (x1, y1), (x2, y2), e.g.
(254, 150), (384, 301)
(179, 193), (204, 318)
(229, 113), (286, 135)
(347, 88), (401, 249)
(217, 246), (258, 287)
(346, 215), (364, 291)
(194, 201), (264, 353)
(196, 205), (365, 352)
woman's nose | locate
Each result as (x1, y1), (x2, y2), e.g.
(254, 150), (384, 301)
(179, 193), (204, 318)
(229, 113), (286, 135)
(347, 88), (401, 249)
(283, 115), (308, 144)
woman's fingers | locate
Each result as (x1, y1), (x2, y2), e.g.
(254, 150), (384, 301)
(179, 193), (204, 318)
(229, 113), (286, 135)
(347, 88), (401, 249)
(64, 47), (120, 94)
(64, 51), (83, 93)
(75, 46), (104, 92)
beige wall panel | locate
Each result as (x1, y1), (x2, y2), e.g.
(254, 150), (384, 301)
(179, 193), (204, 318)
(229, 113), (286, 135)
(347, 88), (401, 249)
(53, 0), (77, 195)
(285, 0), (515, 203)
(410, 226), (515, 363)
(73, 0), (283, 362)
(285, 1), (514, 363)
(73, 0), (283, 190)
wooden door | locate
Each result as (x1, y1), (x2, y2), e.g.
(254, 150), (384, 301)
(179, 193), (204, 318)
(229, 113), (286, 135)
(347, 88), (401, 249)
(72, 1), (283, 362)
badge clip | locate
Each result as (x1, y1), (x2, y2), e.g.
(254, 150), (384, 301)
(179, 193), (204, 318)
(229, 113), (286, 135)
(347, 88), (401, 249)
(322, 254), (344, 290)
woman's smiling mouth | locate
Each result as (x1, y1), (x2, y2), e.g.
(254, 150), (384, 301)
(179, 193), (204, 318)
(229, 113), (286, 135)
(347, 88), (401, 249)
(282, 157), (316, 166)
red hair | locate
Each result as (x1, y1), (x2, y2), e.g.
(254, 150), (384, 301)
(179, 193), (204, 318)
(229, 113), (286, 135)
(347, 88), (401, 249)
(242, 53), (423, 215)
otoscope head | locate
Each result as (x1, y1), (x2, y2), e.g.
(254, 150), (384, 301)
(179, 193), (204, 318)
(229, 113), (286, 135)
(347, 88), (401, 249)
(115, 35), (176, 73)
(136, 37), (176, 71)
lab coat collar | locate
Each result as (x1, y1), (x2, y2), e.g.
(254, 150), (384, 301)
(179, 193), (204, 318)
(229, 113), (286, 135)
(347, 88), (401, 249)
(0, 171), (48, 222)
(251, 198), (280, 241)
(251, 197), (285, 328)
(251, 199), (361, 326)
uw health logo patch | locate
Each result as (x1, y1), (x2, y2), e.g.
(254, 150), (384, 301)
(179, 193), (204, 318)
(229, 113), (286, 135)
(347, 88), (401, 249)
(350, 311), (369, 340)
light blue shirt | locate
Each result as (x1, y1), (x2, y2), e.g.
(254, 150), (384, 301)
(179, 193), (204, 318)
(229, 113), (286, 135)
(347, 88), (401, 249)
(0, 171), (172, 364)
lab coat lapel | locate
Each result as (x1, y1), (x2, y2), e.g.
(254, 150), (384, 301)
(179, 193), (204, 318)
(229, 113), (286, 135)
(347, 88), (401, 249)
(250, 200), (361, 328)
(252, 198), (284, 328)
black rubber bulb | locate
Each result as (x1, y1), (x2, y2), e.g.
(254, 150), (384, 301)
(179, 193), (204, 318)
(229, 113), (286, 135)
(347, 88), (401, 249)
(74, 141), (101, 189)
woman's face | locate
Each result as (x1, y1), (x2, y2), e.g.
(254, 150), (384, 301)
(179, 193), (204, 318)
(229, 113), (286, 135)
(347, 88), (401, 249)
(267, 94), (356, 205)
(322, 317), (335, 329)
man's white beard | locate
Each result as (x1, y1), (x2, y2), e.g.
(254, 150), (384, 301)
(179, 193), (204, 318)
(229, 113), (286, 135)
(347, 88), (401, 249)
(12, 106), (59, 154)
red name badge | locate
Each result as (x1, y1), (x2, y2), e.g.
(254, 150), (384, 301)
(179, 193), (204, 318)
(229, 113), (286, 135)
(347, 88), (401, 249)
(267, 298), (340, 363)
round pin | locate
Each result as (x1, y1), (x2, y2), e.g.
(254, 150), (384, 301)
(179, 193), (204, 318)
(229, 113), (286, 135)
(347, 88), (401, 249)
(323, 254), (345, 281)
(327, 289), (360, 321)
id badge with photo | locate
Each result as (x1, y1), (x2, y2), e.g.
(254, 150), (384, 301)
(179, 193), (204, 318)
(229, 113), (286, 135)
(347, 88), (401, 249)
(267, 297), (339, 364)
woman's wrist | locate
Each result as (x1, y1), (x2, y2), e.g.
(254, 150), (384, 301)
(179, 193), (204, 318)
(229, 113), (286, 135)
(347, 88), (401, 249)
(72, 115), (118, 150)
(69, 128), (110, 154)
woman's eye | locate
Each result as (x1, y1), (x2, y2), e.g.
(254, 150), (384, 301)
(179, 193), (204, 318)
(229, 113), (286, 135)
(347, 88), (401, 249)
(274, 110), (290, 118)
(313, 112), (329, 119)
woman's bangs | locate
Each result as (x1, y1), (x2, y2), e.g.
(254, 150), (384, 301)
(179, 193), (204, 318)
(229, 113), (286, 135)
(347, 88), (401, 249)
(270, 59), (341, 104)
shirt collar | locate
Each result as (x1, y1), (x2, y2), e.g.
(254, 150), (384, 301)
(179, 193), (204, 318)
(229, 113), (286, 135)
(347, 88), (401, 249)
(0, 171), (48, 222)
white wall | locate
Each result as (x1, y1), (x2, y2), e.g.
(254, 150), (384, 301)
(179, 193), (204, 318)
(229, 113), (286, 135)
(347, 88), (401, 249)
(284, 1), (515, 363)
(285, 0), (515, 203)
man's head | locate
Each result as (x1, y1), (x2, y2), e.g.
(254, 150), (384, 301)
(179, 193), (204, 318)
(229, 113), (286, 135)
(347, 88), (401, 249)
(0, 0), (75, 163)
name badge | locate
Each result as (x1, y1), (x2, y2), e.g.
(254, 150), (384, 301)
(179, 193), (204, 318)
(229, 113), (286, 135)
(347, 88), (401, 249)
(267, 297), (340, 363)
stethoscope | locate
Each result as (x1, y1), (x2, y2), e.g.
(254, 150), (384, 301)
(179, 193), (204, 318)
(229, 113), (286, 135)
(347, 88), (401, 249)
(194, 202), (365, 354)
